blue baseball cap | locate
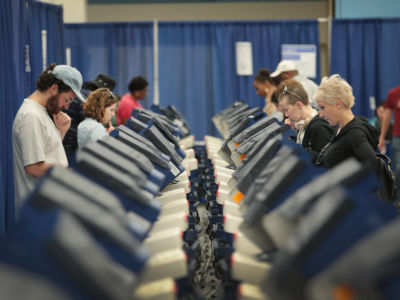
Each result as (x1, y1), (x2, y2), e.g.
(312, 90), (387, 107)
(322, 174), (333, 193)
(52, 65), (85, 102)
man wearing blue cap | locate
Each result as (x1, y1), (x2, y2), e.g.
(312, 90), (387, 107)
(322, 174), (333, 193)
(12, 63), (85, 216)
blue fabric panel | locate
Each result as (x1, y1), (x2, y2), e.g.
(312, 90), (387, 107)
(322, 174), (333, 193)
(0, 0), (22, 232)
(32, 1), (66, 67)
(64, 23), (154, 108)
(25, 1), (66, 97)
(64, 20), (319, 138)
(158, 20), (320, 138)
(331, 18), (400, 118)
(11, 0), (26, 96)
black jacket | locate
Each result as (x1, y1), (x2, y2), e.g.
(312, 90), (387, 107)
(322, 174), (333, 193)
(302, 115), (333, 156)
(320, 116), (379, 170)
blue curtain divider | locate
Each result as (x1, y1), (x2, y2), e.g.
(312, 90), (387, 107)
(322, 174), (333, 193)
(11, 0), (26, 98)
(331, 18), (400, 117)
(25, 0), (66, 97)
(65, 20), (320, 138)
(64, 22), (155, 108)
(158, 20), (320, 138)
(1, 0), (23, 233)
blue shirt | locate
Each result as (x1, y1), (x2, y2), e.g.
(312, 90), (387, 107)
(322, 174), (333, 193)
(77, 117), (108, 148)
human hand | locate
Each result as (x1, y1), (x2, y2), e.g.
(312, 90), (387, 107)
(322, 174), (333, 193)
(107, 121), (115, 134)
(378, 135), (386, 153)
(284, 118), (295, 130)
(53, 112), (71, 137)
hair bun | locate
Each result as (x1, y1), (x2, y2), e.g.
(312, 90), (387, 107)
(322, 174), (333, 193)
(258, 68), (271, 77)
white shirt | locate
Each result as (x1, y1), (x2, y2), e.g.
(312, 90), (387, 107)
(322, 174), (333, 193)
(12, 99), (68, 216)
(294, 74), (319, 109)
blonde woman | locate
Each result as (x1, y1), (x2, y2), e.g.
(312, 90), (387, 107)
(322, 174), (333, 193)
(314, 74), (379, 169)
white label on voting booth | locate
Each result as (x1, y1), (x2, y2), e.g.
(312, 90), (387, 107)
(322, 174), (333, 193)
(281, 44), (316, 79)
(236, 42), (253, 76)
(169, 161), (181, 176)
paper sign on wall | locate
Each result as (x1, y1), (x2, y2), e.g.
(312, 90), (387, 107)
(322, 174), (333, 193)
(66, 48), (71, 66)
(281, 44), (316, 78)
(42, 30), (47, 71)
(236, 42), (253, 76)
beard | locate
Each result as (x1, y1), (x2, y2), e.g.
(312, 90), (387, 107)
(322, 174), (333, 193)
(46, 94), (61, 115)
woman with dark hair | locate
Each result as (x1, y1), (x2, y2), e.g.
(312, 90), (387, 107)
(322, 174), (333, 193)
(77, 88), (118, 148)
(253, 68), (282, 120)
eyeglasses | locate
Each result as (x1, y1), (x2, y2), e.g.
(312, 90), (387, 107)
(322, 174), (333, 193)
(94, 89), (115, 102)
(279, 86), (301, 100)
(64, 96), (74, 104)
(108, 91), (115, 99)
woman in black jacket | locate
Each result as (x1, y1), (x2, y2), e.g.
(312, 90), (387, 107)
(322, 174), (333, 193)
(278, 83), (333, 158)
(314, 74), (379, 169)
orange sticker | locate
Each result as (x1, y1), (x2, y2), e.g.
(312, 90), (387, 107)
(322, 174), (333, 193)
(233, 191), (245, 203)
(333, 284), (356, 300)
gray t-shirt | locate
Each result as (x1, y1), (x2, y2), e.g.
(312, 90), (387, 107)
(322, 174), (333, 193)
(12, 99), (68, 215)
(77, 117), (108, 149)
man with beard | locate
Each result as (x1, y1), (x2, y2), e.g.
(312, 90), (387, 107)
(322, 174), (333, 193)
(12, 64), (84, 217)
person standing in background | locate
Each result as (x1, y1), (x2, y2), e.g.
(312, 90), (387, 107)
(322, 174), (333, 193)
(12, 64), (84, 216)
(370, 101), (392, 142)
(117, 76), (148, 125)
(379, 85), (400, 188)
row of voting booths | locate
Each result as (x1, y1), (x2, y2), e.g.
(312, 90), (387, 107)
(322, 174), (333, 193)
(1, 100), (400, 300)
(1, 105), (201, 300)
(207, 101), (400, 300)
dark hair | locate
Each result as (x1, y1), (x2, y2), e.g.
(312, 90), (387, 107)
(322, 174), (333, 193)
(83, 88), (118, 123)
(254, 68), (273, 84)
(128, 76), (148, 94)
(36, 63), (71, 93)
(377, 101), (386, 108)
(84, 74), (116, 92)
(279, 84), (309, 106)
